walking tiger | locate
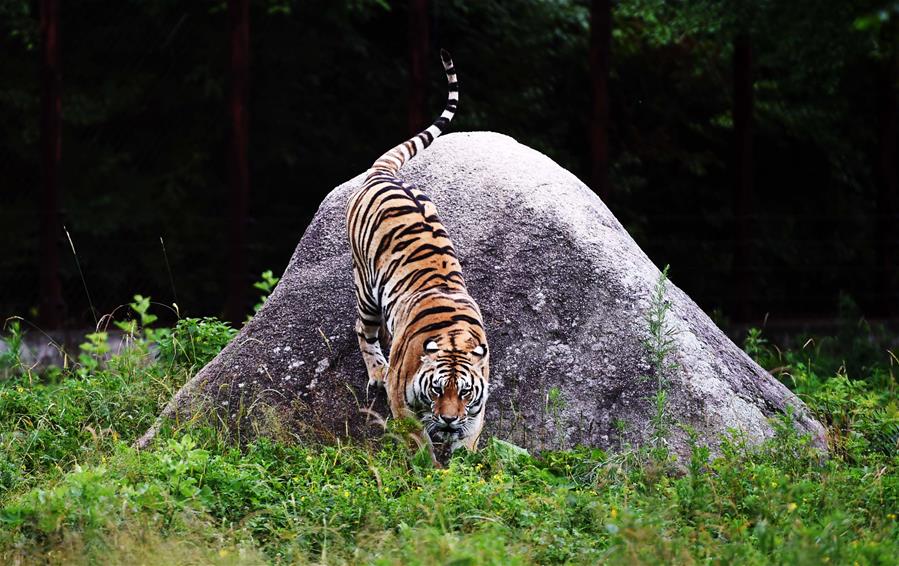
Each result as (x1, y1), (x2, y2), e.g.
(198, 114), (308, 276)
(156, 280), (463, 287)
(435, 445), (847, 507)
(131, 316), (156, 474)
(346, 49), (489, 455)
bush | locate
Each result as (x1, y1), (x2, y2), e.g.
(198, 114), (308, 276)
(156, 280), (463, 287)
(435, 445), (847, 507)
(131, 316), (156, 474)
(156, 317), (237, 372)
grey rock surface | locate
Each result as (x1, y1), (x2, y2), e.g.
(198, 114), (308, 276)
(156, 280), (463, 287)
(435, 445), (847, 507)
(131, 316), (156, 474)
(137, 132), (827, 457)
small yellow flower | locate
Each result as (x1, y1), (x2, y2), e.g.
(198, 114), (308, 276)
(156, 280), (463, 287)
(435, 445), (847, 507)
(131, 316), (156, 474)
(887, 513), (897, 521)
(787, 502), (797, 512)
(343, 490), (350, 498)
(218, 549), (230, 558)
(770, 481), (778, 488)
(610, 508), (618, 519)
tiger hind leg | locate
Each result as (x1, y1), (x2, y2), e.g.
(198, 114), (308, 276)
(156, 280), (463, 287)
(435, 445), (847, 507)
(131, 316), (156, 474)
(355, 316), (388, 388)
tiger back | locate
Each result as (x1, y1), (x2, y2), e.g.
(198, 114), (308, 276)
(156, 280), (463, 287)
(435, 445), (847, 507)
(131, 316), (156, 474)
(346, 50), (489, 454)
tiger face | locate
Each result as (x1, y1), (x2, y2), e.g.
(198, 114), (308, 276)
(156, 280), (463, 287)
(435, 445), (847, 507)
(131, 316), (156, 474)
(407, 329), (489, 450)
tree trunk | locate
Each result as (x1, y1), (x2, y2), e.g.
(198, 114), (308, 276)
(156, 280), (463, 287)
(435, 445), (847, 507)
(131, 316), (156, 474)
(39, 0), (65, 329)
(407, 0), (430, 136)
(732, 34), (753, 322)
(589, 0), (611, 201)
(874, 49), (897, 317)
(224, 0), (250, 324)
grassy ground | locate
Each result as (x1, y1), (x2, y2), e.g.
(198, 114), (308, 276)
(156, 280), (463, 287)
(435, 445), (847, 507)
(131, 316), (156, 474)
(0, 312), (897, 565)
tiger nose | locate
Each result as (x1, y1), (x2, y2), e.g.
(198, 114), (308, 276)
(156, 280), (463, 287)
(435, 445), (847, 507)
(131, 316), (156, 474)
(440, 415), (458, 424)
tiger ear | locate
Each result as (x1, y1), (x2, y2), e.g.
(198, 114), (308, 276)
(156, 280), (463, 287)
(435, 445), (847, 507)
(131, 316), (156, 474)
(424, 341), (439, 353)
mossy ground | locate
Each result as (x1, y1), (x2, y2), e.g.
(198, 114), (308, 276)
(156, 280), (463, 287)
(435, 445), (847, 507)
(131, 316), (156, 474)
(0, 319), (896, 565)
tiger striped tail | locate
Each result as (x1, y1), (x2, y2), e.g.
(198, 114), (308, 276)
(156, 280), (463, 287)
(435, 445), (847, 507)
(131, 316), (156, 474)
(369, 49), (459, 176)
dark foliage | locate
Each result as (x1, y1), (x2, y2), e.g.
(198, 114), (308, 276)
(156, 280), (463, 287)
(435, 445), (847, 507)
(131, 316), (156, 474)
(0, 0), (896, 325)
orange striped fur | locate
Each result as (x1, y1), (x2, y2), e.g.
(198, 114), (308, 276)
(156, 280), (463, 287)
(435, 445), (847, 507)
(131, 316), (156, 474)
(346, 50), (489, 453)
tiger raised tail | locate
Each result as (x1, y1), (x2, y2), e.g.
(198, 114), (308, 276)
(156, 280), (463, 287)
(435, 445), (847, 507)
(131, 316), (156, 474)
(346, 49), (489, 456)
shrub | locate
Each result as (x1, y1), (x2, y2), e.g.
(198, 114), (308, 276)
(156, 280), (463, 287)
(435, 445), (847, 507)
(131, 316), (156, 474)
(156, 317), (237, 372)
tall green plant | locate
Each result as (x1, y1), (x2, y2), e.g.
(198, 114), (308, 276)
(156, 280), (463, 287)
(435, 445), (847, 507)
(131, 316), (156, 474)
(251, 270), (280, 315)
(643, 265), (679, 457)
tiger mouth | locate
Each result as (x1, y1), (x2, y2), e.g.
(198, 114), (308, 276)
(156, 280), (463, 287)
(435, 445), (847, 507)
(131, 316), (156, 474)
(429, 424), (463, 436)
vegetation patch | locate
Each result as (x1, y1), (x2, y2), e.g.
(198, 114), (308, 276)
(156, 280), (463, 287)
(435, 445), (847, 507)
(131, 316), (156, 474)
(0, 310), (896, 564)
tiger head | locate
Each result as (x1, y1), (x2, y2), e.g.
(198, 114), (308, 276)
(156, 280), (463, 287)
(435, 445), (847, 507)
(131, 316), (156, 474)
(406, 328), (489, 448)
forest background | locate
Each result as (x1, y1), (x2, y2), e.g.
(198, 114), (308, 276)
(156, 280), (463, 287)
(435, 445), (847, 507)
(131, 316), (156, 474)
(0, 0), (897, 332)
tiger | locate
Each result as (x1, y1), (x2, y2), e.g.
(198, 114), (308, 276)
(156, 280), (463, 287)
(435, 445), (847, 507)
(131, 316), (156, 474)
(346, 49), (489, 456)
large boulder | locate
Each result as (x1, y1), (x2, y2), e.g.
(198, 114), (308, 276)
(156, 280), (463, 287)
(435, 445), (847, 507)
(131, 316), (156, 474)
(137, 132), (826, 458)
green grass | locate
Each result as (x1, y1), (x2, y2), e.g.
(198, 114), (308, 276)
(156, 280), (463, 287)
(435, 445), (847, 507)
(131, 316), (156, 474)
(0, 316), (897, 564)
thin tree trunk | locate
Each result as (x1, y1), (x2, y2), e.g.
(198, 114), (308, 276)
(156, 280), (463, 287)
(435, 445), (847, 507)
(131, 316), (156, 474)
(875, 49), (897, 316)
(589, 0), (611, 201)
(407, 0), (430, 136)
(39, 0), (65, 329)
(224, 0), (250, 324)
(732, 34), (753, 322)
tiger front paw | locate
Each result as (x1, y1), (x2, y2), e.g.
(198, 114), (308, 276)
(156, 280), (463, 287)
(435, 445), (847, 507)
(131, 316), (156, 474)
(367, 364), (388, 388)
